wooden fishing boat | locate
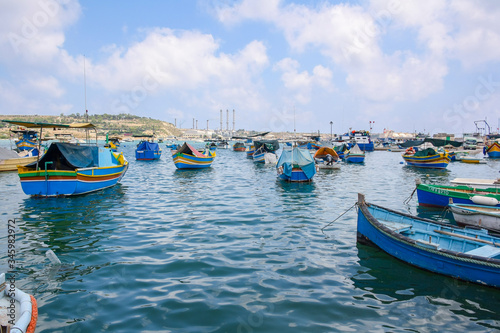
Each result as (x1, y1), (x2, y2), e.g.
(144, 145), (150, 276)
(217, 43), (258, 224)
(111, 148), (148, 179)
(486, 142), (500, 158)
(313, 147), (340, 169)
(2, 120), (129, 197)
(135, 141), (161, 160)
(345, 144), (365, 163)
(449, 203), (500, 233)
(416, 183), (500, 208)
(0, 273), (38, 333)
(172, 142), (215, 169)
(277, 147), (316, 182)
(11, 129), (38, 151)
(0, 148), (38, 172)
(356, 193), (500, 288)
(233, 142), (246, 151)
(245, 145), (255, 158)
(252, 140), (279, 163)
(402, 148), (450, 169)
(17, 142), (128, 197)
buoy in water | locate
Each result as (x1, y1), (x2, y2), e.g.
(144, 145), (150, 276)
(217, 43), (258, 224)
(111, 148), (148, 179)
(471, 195), (499, 206)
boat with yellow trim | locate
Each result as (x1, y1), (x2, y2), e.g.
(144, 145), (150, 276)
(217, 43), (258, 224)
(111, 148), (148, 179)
(172, 142), (215, 169)
(2, 120), (128, 197)
(486, 141), (500, 158)
(402, 148), (450, 169)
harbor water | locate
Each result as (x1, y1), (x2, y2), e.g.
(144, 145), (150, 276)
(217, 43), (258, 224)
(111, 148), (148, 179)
(1, 142), (500, 332)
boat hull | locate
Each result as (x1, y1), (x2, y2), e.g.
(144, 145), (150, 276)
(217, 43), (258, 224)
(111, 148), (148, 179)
(357, 200), (500, 288)
(345, 154), (365, 163)
(278, 168), (313, 182)
(449, 204), (500, 233)
(18, 163), (128, 197)
(253, 152), (265, 163)
(172, 153), (213, 169)
(0, 156), (38, 172)
(136, 150), (161, 160)
(486, 142), (500, 158)
(402, 153), (450, 169)
(416, 184), (500, 208)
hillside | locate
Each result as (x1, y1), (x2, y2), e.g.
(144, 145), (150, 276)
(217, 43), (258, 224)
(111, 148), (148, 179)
(0, 113), (181, 139)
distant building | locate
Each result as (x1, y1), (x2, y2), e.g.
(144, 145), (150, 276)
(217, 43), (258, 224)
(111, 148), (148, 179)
(433, 133), (455, 140)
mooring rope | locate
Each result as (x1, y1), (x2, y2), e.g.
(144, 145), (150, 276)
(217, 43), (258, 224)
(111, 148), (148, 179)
(321, 202), (357, 237)
(403, 186), (417, 206)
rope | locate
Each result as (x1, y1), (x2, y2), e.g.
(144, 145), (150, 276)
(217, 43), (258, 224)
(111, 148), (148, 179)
(403, 186), (417, 205)
(321, 202), (357, 237)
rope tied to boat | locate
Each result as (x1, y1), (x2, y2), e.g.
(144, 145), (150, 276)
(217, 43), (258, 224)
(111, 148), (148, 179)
(321, 202), (358, 237)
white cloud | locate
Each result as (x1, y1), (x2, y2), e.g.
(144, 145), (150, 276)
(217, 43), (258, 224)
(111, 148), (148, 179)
(88, 29), (269, 94)
(0, 0), (81, 65)
(25, 75), (64, 98)
(274, 58), (333, 104)
(215, 0), (499, 105)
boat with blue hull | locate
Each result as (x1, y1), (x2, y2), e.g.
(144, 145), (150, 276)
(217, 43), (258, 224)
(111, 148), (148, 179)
(11, 129), (38, 151)
(345, 144), (365, 163)
(277, 147), (316, 182)
(172, 142), (215, 169)
(402, 148), (450, 169)
(252, 140), (279, 163)
(416, 183), (500, 208)
(356, 193), (500, 288)
(17, 142), (128, 197)
(136, 141), (161, 160)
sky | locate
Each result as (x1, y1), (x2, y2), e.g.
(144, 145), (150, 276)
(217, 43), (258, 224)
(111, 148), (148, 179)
(1, 0), (500, 136)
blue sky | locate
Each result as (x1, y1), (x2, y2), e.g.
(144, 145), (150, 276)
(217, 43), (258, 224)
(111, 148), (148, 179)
(1, 0), (500, 136)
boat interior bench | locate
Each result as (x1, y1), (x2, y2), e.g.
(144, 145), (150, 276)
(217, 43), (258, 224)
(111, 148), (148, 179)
(464, 245), (500, 258)
(378, 220), (412, 233)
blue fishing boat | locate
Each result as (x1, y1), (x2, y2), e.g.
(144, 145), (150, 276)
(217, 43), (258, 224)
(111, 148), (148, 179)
(253, 140), (279, 163)
(345, 144), (365, 163)
(356, 193), (500, 288)
(402, 148), (450, 169)
(18, 142), (128, 197)
(172, 142), (215, 169)
(3, 120), (129, 197)
(486, 142), (500, 158)
(136, 141), (161, 160)
(11, 129), (38, 151)
(416, 183), (500, 208)
(277, 147), (316, 182)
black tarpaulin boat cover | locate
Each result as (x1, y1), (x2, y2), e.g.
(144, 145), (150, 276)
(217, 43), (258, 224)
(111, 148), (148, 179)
(26, 142), (99, 170)
(254, 140), (280, 152)
(400, 138), (463, 148)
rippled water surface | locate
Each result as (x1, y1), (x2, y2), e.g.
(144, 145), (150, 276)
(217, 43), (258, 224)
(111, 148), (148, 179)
(1, 141), (500, 332)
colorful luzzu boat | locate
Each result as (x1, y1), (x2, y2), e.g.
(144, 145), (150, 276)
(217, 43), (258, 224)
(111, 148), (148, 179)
(17, 142), (128, 197)
(252, 140), (279, 163)
(402, 148), (450, 169)
(277, 147), (316, 182)
(486, 142), (500, 158)
(233, 142), (246, 151)
(172, 142), (215, 169)
(11, 130), (38, 151)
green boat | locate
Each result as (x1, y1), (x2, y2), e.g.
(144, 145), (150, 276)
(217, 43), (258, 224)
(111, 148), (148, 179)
(416, 183), (500, 208)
